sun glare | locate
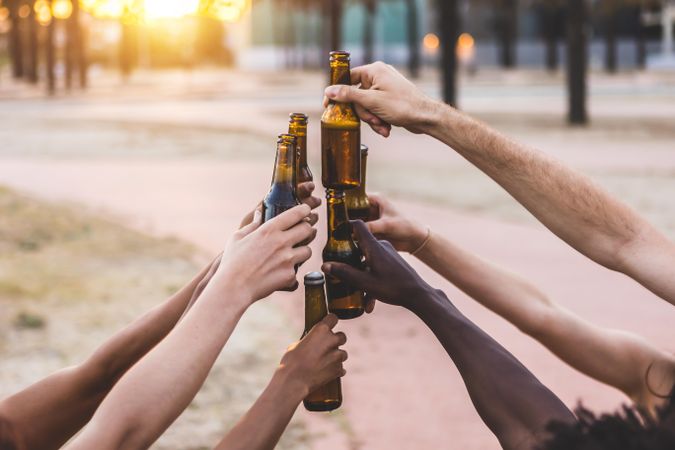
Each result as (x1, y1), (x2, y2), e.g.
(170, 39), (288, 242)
(143, 0), (200, 20)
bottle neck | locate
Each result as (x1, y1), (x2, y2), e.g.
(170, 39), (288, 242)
(357, 152), (368, 194)
(329, 62), (351, 104)
(289, 122), (308, 167)
(326, 194), (350, 241)
(272, 141), (296, 187)
(304, 285), (328, 331)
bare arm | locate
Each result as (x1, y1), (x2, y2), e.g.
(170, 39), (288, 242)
(216, 315), (347, 450)
(324, 221), (575, 450)
(365, 193), (675, 416)
(66, 205), (315, 450)
(324, 62), (675, 307)
(0, 258), (215, 450)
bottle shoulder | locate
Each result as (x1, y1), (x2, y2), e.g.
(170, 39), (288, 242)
(264, 185), (300, 206)
(321, 103), (360, 129)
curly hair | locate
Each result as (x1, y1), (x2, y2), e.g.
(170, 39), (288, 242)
(540, 393), (675, 450)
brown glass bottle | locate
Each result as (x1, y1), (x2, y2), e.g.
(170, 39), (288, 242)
(321, 51), (361, 190)
(303, 272), (342, 412)
(322, 189), (365, 319)
(288, 113), (313, 189)
(345, 144), (371, 221)
(262, 134), (300, 223)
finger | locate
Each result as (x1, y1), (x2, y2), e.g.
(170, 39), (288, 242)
(334, 331), (347, 346)
(350, 64), (376, 88)
(238, 207), (263, 236)
(365, 295), (376, 314)
(291, 245), (312, 265)
(286, 221), (314, 246)
(328, 362), (347, 378)
(354, 103), (383, 126)
(306, 212), (319, 226)
(296, 182), (316, 200)
(330, 349), (349, 363)
(350, 220), (379, 256)
(366, 193), (383, 221)
(367, 219), (388, 237)
(322, 262), (373, 293)
(322, 313), (339, 330)
(371, 122), (392, 138)
(264, 204), (311, 231)
(324, 85), (379, 111)
(301, 195), (321, 211)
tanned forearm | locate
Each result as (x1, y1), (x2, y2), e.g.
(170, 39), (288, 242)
(215, 368), (306, 450)
(422, 104), (675, 306)
(416, 234), (675, 414)
(0, 259), (214, 450)
(66, 272), (250, 450)
(409, 287), (575, 450)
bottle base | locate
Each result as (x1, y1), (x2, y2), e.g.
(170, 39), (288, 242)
(330, 307), (365, 320)
(304, 400), (342, 412)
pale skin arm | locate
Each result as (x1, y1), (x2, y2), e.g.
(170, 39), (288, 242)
(66, 205), (315, 450)
(0, 258), (217, 450)
(365, 193), (675, 417)
(324, 62), (675, 307)
(215, 315), (348, 450)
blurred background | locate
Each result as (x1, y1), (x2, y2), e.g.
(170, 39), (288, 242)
(0, 1), (674, 449)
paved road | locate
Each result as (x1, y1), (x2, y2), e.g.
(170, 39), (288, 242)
(1, 69), (674, 449)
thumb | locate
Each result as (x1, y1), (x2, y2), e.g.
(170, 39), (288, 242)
(325, 85), (376, 109)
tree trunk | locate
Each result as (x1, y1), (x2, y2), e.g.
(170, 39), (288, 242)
(542, 3), (559, 72)
(499, 0), (518, 68)
(363, 0), (376, 64)
(604, 1), (618, 73)
(635, 5), (646, 70)
(567, 0), (588, 125)
(8, 0), (24, 79)
(26, 0), (39, 83)
(328, 0), (342, 52)
(46, 2), (56, 95)
(438, 0), (459, 107)
(406, 0), (420, 78)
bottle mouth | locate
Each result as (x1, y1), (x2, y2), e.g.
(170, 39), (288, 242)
(289, 112), (308, 123)
(360, 144), (369, 154)
(278, 133), (298, 144)
(304, 271), (325, 286)
(329, 51), (351, 62)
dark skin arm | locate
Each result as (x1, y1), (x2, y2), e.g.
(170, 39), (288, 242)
(0, 258), (217, 450)
(323, 221), (576, 450)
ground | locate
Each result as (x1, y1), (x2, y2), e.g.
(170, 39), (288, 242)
(0, 66), (674, 449)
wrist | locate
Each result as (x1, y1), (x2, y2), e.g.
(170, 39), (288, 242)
(209, 267), (255, 310)
(417, 98), (448, 136)
(406, 286), (455, 318)
(273, 365), (310, 404)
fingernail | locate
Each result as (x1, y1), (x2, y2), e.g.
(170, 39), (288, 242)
(322, 263), (332, 274)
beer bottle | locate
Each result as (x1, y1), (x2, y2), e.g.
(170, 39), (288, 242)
(262, 134), (300, 223)
(321, 51), (361, 190)
(288, 113), (313, 188)
(322, 189), (365, 319)
(345, 144), (371, 221)
(303, 272), (342, 412)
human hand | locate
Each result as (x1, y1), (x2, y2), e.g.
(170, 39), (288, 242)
(278, 314), (347, 396)
(366, 194), (428, 253)
(216, 204), (315, 301)
(323, 62), (442, 137)
(239, 182), (321, 228)
(322, 220), (434, 313)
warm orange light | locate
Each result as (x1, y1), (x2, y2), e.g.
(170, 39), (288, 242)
(36, 2), (51, 26)
(0, 7), (9, 21)
(208, 0), (249, 23)
(52, 0), (73, 19)
(18, 4), (31, 18)
(423, 33), (440, 52)
(457, 33), (475, 60)
(143, 0), (199, 19)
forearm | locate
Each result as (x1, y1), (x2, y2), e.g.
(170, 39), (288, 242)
(67, 277), (250, 450)
(417, 234), (553, 337)
(424, 104), (652, 272)
(409, 288), (574, 450)
(0, 260), (214, 450)
(215, 368), (305, 450)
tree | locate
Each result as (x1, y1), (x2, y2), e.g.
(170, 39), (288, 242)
(8, 0), (24, 79)
(362, 0), (376, 64)
(567, 0), (588, 125)
(25, 0), (39, 83)
(497, 0), (518, 68)
(602, 0), (618, 73)
(46, 0), (56, 95)
(405, 0), (420, 78)
(538, 0), (563, 72)
(325, 0), (342, 52)
(437, 0), (460, 107)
